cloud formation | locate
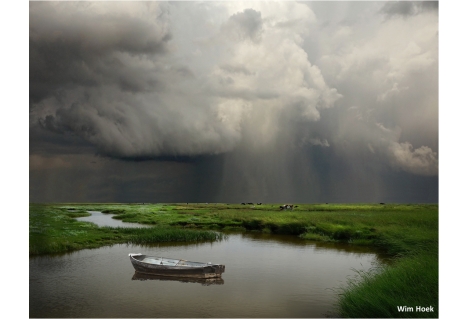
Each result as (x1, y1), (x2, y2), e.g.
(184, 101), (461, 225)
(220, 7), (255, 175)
(30, 1), (341, 159)
(30, 1), (438, 202)
(388, 142), (438, 176)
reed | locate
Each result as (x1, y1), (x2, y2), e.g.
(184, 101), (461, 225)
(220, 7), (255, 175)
(337, 254), (438, 318)
(117, 227), (224, 244)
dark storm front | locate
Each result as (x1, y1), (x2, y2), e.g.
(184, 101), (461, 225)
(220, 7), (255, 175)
(30, 233), (382, 318)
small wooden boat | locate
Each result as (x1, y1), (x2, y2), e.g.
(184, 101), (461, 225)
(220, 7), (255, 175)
(128, 253), (225, 279)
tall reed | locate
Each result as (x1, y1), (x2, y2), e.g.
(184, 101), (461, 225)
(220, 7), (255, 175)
(337, 254), (438, 318)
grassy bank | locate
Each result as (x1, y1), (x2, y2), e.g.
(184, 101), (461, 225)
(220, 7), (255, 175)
(338, 253), (438, 318)
(29, 202), (438, 317)
(29, 204), (224, 255)
(50, 203), (436, 249)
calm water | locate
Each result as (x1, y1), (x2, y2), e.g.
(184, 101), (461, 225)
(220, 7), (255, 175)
(75, 211), (151, 228)
(30, 213), (384, 318)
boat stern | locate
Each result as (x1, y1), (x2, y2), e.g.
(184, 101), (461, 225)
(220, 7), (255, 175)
(210, 264), (225, 276)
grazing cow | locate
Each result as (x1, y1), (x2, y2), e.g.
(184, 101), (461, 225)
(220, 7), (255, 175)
(279, 204), (294, 211)
(257, 203), (262, 205)
(241, 203), (246, 205)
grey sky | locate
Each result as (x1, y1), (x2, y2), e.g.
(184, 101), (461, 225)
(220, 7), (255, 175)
(29, 1), (439, 203)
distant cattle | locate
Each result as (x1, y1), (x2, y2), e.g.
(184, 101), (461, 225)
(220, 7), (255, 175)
(279, 204), (294, 211)
(257, 203), (262, 205)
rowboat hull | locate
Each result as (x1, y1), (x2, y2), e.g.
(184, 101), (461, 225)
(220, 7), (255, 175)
(129, 253), (225, 279)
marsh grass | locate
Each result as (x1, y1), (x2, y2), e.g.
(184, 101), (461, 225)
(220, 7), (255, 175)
(29, 204), (224, 255)
(115, 226), (224, 244)
(337, 254), (438, 318)
(30, 203), (437, 257)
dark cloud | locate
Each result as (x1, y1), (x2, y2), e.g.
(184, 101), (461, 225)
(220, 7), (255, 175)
(223, 8), (263, 42)
(29, 2), (172, 104)
(29, 153), (201, 203)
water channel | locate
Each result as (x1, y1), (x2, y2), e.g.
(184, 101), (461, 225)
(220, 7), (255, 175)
(29, 211), (384, 318)
(75, 210), (152, 228)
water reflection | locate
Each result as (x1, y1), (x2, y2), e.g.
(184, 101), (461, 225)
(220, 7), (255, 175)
(131, 272), (225, 285)
(75, 211), (151, 228)
(142, 231), (389, 264)
(30, 233), (386, 317)
(236, 232), (394, 262)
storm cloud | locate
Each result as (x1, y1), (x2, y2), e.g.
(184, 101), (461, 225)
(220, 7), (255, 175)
(29, 1), (438, 203)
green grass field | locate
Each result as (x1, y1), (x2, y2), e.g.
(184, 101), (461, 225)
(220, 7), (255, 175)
(29, 202), (438, 317)
(29, 204), (225, 255)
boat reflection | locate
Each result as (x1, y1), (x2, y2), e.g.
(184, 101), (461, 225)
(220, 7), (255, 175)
(131, 272), (225, 286)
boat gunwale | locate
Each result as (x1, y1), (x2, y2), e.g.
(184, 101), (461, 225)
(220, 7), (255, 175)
(129, 253), (223, 268)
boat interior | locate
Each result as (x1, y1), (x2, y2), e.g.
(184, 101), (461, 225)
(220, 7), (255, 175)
(134, 255), (211, 267)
